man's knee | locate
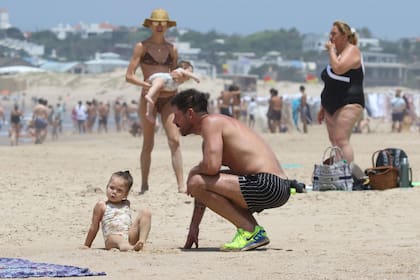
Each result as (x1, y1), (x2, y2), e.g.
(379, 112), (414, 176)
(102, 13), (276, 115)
(187, 174), (205, 196)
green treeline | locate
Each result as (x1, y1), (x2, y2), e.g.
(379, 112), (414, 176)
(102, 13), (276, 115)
(2, 26), (420, 75)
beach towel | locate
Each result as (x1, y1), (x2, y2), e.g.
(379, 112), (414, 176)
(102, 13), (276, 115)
(0, 258), (106, 278)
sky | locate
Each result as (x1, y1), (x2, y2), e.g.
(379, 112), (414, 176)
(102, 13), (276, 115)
(1, 0), (420, 40)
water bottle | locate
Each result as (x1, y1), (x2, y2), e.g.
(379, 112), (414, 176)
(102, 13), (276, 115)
(399, 157), (410, 188)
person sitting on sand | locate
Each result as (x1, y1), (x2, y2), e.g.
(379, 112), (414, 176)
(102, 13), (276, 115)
(144, 60), (200, 123)
(83, 170), (152, 251)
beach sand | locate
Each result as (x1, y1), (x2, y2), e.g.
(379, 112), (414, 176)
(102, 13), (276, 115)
(1, 71), (420, 279)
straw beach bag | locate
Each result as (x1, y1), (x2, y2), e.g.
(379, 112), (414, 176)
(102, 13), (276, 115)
(312, 146), (353, 191)
(365, 150), (399, 190)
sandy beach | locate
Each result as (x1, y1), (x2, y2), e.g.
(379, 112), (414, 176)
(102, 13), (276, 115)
(1, 71), (420, 279)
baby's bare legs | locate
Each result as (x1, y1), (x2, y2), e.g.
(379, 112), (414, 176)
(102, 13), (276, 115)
(105, 235), (132, 252)
(128, 209), (152, 251)
(145, 78), (166, 123)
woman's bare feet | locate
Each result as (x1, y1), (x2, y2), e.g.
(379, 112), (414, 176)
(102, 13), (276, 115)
(139, 184), (149, 195)
(133, 241), (144, 251)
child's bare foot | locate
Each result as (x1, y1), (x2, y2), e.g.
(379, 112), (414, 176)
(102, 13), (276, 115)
(133, 241), (144, 251)
(145, 95), (154, 105)
(178, 186), (187, 194)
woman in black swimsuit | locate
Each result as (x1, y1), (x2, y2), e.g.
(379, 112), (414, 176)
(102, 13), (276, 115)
(317, 21), (365, 165)
(125, 9), (185, 194)
(10, 104), (23, 146)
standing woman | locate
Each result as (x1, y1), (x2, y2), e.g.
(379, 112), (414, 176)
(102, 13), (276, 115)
(126, 8), (185, 194)
(317, 21), (364, 165)
(10, 104), (23, 146)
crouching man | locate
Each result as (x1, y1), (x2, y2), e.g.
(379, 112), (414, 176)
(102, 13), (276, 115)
(171, 89), (292, 252)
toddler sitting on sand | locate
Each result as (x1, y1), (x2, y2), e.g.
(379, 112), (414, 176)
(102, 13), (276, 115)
(83, 170), (151, 251)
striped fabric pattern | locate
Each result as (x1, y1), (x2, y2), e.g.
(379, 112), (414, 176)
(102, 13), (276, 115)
(239, 173), (291, 213)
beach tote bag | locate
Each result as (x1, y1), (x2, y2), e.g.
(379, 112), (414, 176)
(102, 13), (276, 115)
(312, 146), (353, 191)
(365, 150), (399, 190)
(374, 148), (413, 187)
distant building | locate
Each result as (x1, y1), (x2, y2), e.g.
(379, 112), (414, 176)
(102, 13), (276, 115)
(407, 62), (420, 88)
(191, 60), (216, 78)
(51, 22), (118, 40)
(224, 52), (262, 76)
(0, 57), (32, 67)
(40, 61), (87, 74)
(302, 33), (328, 53)
(0, 9), (11, 29)
(174, 40), (216, 78)
(223, 51), (316, 83)
(363, 51), (407, 86)
(51, 23), (74, 40)
(358, 38), (381, 50)
(0, 38), (44, 57)
(84, 52), (129, 74)
(175, 41), (201, 61)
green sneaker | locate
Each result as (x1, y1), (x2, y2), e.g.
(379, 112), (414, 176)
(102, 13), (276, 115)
(242, 225), (270, 251)
(254, 225), (268, 239)
(220, 225), (270, 252)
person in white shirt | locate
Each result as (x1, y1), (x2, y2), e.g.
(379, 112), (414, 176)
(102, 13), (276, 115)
(75, 101), (87, 134)
(247, 97), (257, 128)
(390, 89), (406, 132)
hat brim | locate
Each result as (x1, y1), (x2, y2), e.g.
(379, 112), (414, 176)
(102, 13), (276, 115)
(143, 19), (177, 28)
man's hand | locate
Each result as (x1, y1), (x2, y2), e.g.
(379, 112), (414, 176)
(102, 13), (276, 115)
(184, 225), (199, 249)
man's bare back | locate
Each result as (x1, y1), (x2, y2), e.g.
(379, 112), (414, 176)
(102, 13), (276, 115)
(199, 114), (285, 177)
(33, 103), (48, 119)
(270, 96), (282, 112)
(218, 91), (233, 108)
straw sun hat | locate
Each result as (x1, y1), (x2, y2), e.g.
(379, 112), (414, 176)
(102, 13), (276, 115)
(143, 8), (177, 28)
